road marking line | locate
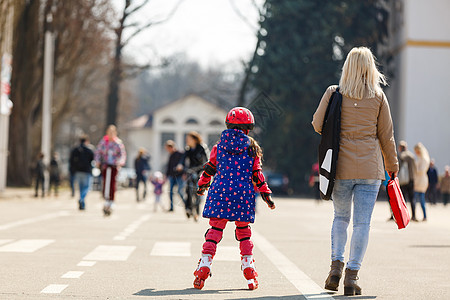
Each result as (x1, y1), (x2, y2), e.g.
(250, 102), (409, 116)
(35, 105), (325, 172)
(214, 246), (240, 261)
(40, 284), (68, 294)
(150, 242), (191, 257)
(113, 214), (151, 241)
(252, 230), (334, 300)
(0, 239), (54, 253)
(83, 245), (136, 261)
(61, 271), (84, 279)
(77, 261), (96, 267)
(0, 239), (13, 246)
(0, 211), (70, 231)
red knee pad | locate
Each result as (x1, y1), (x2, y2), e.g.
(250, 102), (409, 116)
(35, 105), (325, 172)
(235, 223), (253, 255)
(202, 226), (224, 256)
(235, 224), (251, 241)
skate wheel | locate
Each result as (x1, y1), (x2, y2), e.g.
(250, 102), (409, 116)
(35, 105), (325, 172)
(193, 277), (205, 289)
(247, 279), (258, 290)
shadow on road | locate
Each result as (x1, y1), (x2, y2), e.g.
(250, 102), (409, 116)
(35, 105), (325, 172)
(228, 296), (307, 300)
(332, 295), (377, 299)
(133, 287), (248, 297)
(410, 245), (450, 248)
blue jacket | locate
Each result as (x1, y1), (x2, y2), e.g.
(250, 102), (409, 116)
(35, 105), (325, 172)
(203, 129), (256, 223)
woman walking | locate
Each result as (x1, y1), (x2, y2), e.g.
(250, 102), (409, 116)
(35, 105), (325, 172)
(176, 131), (208, 221)
(312, 47), (399, 296)
(413, 143), (430, 221)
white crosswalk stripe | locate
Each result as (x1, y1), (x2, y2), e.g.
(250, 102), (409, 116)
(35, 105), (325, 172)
(150, 242), (191, 257)
(214, 245), (241, 261)
(61, 271), (84, 279)
(0, 211), (70, 231)
(83, 245), (136, 261)
(0, 239), (54, 253)
(77, 261), (96, 267)
(40, 284), (68, 294)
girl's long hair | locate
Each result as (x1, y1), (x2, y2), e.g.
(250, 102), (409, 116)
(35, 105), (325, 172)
(339, 47), (387, 100)
(414, 142), (430, 165)
(248, 136), (263, 158)
(187, 131), (203, 145)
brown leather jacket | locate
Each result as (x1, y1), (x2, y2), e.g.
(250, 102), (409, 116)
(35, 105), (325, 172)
(312, 85), (399, 180)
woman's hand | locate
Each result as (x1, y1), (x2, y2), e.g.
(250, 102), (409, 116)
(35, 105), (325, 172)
(388, 171), (398, 178)
(176, 164), (183, 172)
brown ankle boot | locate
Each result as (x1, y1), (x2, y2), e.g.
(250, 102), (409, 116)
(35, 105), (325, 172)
(344, 268), (362, 296)
(324, 260), (344, 291)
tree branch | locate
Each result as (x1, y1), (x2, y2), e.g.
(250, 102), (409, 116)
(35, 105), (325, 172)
(229, 0), (259, 32)
(124, 0), (150, 17)
(122, 0), (184, 47)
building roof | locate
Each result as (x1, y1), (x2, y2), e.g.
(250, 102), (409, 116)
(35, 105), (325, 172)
(125, 94), (228, 129)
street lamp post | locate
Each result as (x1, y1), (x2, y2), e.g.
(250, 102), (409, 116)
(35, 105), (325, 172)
(42, 12), (55, 192)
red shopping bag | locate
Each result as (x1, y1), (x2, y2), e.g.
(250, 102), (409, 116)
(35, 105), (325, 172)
(387, 176), (410, 229)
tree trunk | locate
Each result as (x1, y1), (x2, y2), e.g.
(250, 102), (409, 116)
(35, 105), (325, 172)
(7, 110), (33, 186)
(237, 37), (260, 107)
(7, 0), (42, 186)
(106, 52), (121, 127)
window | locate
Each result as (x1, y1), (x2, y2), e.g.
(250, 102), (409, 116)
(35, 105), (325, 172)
(161, 132), (175, 148)
(209, 120), (222, 126)
(207, 133), (221, 149)
(162, 118), (175, 125)
(185, 118), (199, 125)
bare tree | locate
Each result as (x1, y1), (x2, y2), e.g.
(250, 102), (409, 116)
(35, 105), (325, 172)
(105, 0), (183, 128)
(228, 0), (265, 106)
(8, 0), (113, 186)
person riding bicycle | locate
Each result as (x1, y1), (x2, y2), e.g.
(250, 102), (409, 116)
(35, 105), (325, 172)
(176, 131), (208, 221)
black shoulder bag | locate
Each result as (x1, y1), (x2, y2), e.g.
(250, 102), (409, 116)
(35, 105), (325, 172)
(318, 88), (342, 200)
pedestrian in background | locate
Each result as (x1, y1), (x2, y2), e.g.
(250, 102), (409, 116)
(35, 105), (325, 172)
(312, 47), (398, 296)
(397, 141), (417, 221)
(440, 166), (450, 206)
(95, 125), (127, 216)
(134, 148), (150, 202)
(426, 159), (438, 205)
(414, 142), (430, 221)
(70, 136), (95, 210)
(176, 131), (208, 221)
(48, 152), (61, 196)
(309, 162), (321, 202)
(69, 162), (75, 198)
(150, 171), (165, 212)
(165, 140), (184, 212)
(34, 152), (46, 198)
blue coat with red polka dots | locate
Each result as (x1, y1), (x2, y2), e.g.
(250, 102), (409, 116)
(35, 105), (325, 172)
(202, 129), (256, 223)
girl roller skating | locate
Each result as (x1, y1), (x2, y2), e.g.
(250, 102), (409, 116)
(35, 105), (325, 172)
(193, 107), (275, 290)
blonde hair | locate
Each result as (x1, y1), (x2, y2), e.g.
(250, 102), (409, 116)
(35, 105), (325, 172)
(339, 47), (387, 100)
(414, 142), (430, 164)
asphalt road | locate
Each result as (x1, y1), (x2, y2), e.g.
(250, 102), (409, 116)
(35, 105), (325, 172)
(0, 187), (449, 299)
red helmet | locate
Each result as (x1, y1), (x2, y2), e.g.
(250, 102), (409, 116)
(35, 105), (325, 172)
(225, 107), (255, 130)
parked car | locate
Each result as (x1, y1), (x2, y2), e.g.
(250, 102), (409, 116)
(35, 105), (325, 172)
(265, 171), (291, 195)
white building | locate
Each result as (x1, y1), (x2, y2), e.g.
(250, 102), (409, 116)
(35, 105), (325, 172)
(124, 94), (228, 173)
(387, 0), (450, 171)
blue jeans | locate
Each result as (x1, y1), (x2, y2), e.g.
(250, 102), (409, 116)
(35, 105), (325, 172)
(331, 179), (381, 270)
(169, 176), (184, 210)
(414, 192), (427, 219)
(75, 172), (92, 207)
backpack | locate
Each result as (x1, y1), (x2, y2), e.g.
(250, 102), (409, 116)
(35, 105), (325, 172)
(318, 88), (343, 200)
